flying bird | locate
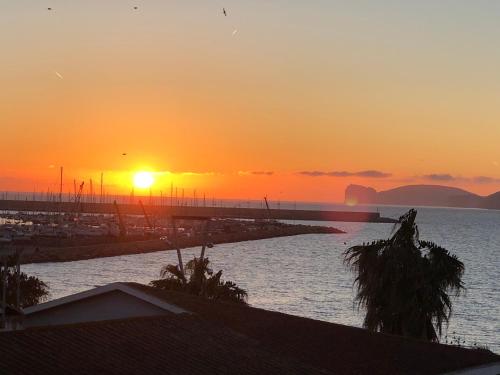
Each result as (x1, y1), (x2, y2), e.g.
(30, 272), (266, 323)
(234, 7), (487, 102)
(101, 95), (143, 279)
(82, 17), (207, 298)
(47, 7), (52, 10)
(223, 8), (227, 16)
(133, 6), (138, 10)
(122, 153), (127, 156)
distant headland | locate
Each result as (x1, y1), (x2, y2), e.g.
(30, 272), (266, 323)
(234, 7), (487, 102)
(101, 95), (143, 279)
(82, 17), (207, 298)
(345, 184), (500, 210)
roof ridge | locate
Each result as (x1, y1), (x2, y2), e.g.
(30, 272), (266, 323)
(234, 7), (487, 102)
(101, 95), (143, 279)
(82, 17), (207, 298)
(23, 282), (190, 316)
(0, 314), (193, 335)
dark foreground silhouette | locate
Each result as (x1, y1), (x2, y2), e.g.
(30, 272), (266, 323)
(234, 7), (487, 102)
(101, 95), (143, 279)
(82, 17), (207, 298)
(150, 257), (248, 304)
(345, 209), (464, 342)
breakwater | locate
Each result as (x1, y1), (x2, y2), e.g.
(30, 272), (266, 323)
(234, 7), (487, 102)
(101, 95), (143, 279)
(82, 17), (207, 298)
(19, 224), (343, 264)
(0, 200), (396, 223)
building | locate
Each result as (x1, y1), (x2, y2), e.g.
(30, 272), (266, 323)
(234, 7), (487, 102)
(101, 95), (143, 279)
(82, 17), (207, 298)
(21, 282), (187, 328)
(0, 282), (498, 374)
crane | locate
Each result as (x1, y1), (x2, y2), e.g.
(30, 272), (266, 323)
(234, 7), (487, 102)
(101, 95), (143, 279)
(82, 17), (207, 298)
(263, 196), (273, 222)
(139, 200), (153, 229)
(73, 181), (85, 219)
(113, 200), (127, 237)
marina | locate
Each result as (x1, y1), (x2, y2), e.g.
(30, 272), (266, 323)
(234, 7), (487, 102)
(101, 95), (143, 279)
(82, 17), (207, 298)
(1, 199), (348, 264)
(0, 199), (397, 223)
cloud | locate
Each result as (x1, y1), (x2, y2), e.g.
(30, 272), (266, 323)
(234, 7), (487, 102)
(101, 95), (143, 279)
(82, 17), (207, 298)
(180, 171), (216, 176)
(298, 170), (391, 178)
(153, 170), (216, 176)
(298, 171), (328, 177)
(251, 171), (274, 176)
(238, 171), (274, 176)
(472, 176), (500, 184)
(356, 170), (392, 178)
(422, 174), (500, 184)
(422, 174), (455, 182)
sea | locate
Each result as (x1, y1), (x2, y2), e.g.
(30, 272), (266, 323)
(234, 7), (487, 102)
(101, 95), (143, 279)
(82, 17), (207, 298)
(21, 204), (499, 353)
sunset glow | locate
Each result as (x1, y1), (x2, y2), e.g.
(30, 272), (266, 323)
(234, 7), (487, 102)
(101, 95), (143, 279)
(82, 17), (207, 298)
(133, 172), (155, 190)
(1, 3), (498, 365)
(1, 2), (500, 202)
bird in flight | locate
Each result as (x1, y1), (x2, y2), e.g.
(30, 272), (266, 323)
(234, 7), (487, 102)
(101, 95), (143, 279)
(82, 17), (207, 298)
(47, 7), (52, 11)
(223, 8), (227, 16)
(122, 153), (127, 156)
(133, 6), (138, 10)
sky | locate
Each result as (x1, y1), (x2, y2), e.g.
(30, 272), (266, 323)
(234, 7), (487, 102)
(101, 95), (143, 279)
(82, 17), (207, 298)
(1, 1), (500, 202)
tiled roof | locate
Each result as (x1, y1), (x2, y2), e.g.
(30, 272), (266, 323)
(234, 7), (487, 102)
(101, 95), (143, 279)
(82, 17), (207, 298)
(126, 283), (500, 375)
(0, 314), (327, 375)
(0, 282), (498, 375)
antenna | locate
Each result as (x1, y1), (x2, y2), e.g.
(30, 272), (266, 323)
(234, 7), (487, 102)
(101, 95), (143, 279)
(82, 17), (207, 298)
(89, 179), (93, 204)
(100, 172), (104, 204)
(58, 167), (63, 222)
(170, 182), (173, 207)
(59, 167), (63, 204)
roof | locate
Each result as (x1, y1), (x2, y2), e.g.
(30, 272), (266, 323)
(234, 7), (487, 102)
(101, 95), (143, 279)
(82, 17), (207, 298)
(23, 282), (189, 316)
(440, 362), (500, 375)
(0, 315), (326, 375)
(126, 283), (500, 375)
(0, 282), (498, 374)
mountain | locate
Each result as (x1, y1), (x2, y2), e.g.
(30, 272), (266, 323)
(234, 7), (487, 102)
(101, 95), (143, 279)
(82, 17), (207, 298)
(345, 184), (500, 209)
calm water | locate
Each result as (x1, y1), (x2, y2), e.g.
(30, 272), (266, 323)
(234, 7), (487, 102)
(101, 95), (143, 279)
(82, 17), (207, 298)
(23, 206), (499, 352)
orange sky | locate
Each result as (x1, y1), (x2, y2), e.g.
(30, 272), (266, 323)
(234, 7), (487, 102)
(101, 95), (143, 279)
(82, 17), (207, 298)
(1, 1), (500, 202)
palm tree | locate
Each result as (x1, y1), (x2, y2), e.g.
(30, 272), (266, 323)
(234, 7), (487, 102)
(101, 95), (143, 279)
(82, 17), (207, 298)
(150, 264), (187, 291)
(150, 257), (248, 304)
(344, 209), (464, 342)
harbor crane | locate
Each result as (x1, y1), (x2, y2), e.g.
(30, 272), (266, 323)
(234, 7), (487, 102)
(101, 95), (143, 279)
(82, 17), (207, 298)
(73, 181), (85, 219)
(264, 196), (273, 222)
(113, 201), (127, 237)
(139, 200), (153, 229)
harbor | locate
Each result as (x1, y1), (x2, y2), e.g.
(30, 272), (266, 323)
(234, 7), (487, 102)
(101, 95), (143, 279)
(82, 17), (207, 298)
(8, 222), (343, 264)
(0, 199), (397, 223)
(0, 197), (395, 264)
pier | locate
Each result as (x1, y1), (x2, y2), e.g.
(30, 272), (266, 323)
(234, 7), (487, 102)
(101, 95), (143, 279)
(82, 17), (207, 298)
(0, 199), (397, 223)
(14, 224), (343, 264)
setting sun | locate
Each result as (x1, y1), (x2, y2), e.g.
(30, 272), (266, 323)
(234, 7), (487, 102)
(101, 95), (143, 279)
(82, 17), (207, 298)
(1, 3), (499, 367)
(133, 171), (155, 189)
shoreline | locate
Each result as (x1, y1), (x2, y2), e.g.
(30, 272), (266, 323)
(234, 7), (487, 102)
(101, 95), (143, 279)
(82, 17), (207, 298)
(19, 224), (344, 265)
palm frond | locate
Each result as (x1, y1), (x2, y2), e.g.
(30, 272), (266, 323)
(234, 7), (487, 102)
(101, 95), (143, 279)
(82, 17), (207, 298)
(344, 209), (464, 342)
(152, 257), (247, 304)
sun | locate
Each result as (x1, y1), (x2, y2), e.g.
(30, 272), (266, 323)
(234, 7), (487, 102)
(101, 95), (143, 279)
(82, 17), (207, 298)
(133, 171), (155, 189)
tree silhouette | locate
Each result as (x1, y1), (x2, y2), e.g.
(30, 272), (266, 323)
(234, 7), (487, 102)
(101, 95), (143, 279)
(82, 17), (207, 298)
(0, 256), (49, 308)
(151, 257), (248, 304)
(344, 209), (464, 342)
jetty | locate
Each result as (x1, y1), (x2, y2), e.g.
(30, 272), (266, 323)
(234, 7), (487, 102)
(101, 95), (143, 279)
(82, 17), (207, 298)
(0, 199), (397, 223)
(14, 223), (343, 264)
